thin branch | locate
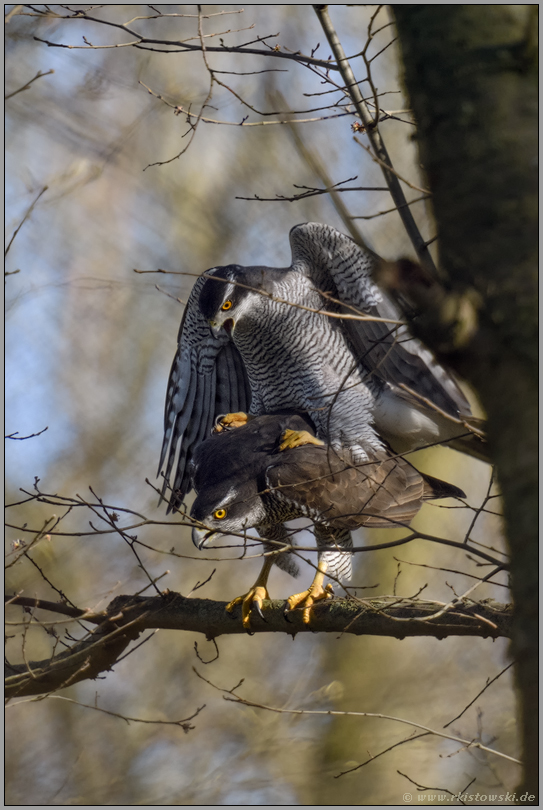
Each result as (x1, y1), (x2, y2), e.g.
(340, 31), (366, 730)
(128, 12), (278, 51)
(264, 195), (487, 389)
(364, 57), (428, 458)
(222, 694), (521, 766)
(44, 695), (205, 732)
(31, 7), (341, 70)
(198, 271), (403, 325)
(5, 186), (48, 257)
(398, 771), (469, 805)
(353, 136), (431, 194)
(381, 566), (504, 626)
(335, 731), (430, 778)
(236, 180), (390, 202)
(146, 92), (352, 127)
(393, 557), (509, 589)
(5, 595), (103, 625)
(443, 662), (516, 728)
(463, 469), (496, 545)
(272, 90), (375, 250)
(313, 5), (437, 273)
(351, 194), (431, 220)
(5, 69), (54, 100)
(5, 426), (48, 440)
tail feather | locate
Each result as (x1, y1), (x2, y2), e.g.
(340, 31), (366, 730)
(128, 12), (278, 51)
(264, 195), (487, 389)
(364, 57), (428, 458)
(422, 473), (466, 501)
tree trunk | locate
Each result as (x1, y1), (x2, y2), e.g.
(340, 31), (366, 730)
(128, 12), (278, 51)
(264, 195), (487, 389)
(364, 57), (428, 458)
(392, 5), (538, 799)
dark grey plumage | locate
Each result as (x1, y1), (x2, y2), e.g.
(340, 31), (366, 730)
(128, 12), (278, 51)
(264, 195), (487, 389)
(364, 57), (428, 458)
(190, 413), (465, 589)
(160, 223), (485, 510)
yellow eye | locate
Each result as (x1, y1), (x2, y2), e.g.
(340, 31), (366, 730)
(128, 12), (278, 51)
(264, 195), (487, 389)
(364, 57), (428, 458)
(221, 300), (233, 311)
(213, 508), (227, 520)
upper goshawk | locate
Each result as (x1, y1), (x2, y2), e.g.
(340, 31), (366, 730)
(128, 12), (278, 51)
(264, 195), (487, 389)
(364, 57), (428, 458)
(189, 412), (465, 627)
(159, 223), (485, 509)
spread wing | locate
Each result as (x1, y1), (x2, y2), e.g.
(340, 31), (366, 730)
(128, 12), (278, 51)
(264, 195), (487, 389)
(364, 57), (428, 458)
(159, 275), (251, 511)
(289, 223), (471, 418)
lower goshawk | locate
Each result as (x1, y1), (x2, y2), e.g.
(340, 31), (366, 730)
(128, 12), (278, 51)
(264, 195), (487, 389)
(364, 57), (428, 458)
(189, 412), (465, 628)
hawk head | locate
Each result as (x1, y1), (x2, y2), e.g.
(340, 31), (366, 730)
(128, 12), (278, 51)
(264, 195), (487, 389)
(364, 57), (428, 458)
(199, 265), (258, 338)
(188, 412), (316, 549)
(190, 478), (267, 550)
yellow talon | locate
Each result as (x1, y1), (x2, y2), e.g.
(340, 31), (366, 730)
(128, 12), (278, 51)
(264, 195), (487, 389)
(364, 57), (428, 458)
(225, 556), (274, 630)
(284, 561), (333, 624)
(279, 428), (325, 451)
(226, 585), (270, 631)
(213, 412), (250, 434)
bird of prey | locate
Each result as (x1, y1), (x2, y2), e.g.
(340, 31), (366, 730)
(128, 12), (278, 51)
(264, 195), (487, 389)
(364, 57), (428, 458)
(189, 412), (465, 628)
(159, 222), (484, 511)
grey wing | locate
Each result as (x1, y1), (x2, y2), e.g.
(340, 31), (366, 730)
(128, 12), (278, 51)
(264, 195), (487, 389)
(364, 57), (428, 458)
(159, 275), (251, 511)
(289, 222), (470, 418)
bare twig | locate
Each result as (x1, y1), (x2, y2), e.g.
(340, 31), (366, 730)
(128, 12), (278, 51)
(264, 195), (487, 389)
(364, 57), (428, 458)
(5, 426), (48, 440)
(313, 5), (437, 273)
(351, 193), (431, 220)
(5, 69), (54, 100)
(222, 693), (521, 765)
(398, 770), (471, 806)
(31, 7), (340, 70)
(236, 180), (390, 203)
(44, 695), (205, 732)
(5, 595), (103, 624)
(335, 731), (430, 778)
(443, 662), (515, 728)
(5, 186), (48, 257)
(353, 136), (431, 194)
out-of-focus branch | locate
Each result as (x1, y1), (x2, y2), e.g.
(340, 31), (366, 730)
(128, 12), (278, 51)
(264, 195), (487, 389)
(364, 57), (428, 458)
(313, 5), (437, 274)
(273, 89), (374, 250)
(5, 68), (54, 100)
(30, 7), (341, 70)
(5, 186), (47, 258)
(222, 695), (521, 767)
(4, 5), (23, 24)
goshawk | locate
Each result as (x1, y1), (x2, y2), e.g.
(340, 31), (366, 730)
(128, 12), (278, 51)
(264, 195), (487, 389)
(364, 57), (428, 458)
(189, 412), (465, 627)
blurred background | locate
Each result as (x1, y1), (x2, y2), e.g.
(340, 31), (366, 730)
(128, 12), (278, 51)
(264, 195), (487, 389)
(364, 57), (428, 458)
(5, 5), (518, 805)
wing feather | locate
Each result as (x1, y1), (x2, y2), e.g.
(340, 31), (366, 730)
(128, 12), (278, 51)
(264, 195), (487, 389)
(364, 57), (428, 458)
(159, 275), (251, 510)
(289, 223), (470, 418)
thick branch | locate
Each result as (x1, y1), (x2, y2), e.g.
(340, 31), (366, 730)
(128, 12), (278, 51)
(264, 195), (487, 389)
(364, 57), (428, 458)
(391, 5), (537, 797)
(6, 592), (512, 698)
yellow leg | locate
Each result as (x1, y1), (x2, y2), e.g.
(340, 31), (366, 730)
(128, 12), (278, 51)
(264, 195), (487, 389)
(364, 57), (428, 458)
(279, 428), (325, 451)
(213, 412), (250, 434)
(284, 560), (333, 624)
(226, 556), (275, 631)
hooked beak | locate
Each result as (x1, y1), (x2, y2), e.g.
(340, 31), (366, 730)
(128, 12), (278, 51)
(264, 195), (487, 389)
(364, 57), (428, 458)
(192, 525), (215, 550)
(209, 318), (235, 339)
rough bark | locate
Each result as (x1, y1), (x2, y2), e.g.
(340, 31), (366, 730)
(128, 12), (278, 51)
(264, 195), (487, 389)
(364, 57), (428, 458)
(391, 5), (538, 798)
(5, 591), (513, 698)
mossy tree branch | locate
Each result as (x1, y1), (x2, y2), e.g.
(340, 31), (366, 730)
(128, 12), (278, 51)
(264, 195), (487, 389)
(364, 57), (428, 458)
(6, 591), (513, 698)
